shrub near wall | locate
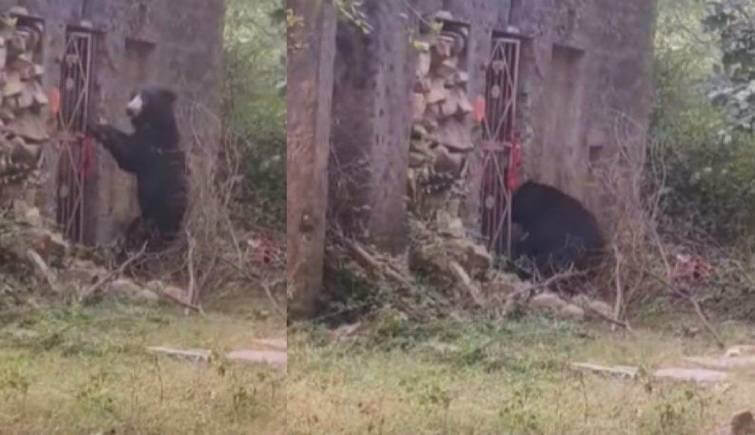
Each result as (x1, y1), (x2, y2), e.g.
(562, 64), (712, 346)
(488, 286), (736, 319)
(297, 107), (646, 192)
(651, 0), (755, 247)
(222, 0), (285, 230)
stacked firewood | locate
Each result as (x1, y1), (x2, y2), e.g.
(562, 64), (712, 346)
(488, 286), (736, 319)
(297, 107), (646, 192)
(406, 14), (494, 306)
(407, 16), (474, 223)
(0, 6), (49, 199)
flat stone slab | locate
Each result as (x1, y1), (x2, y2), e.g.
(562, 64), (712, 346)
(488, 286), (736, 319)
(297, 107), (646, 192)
(424, 341), (461, 354)
(725, 345), (755, 358)
(252, 338), (287, 351)
(146, 346), (211, 362)
(226, 350), (287, 369)
(147, 346), (286, 370)
(683, 356), (755, 371)
(570, 362), (639, 379)
(654, 367), (728, 383)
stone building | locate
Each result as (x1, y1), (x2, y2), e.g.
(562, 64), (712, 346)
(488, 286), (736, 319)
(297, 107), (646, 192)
(0, 0), (225, 245)
(328, 0), (657, 255)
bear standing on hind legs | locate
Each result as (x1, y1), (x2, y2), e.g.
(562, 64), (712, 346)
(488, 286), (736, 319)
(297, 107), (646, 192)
(89, 86), (188, 252)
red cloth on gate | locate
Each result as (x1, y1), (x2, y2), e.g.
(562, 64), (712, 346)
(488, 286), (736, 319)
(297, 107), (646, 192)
(506, 137), (522, 191)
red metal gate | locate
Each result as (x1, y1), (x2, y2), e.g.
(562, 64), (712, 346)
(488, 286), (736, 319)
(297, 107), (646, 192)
(56, 28), (96, 243)
(480, 35), (520, 257)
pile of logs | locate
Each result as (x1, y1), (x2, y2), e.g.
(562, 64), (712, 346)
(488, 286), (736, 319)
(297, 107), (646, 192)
(407, 17), (474, 220)
(0, 6), (50, 200)
(406, 13), (496, 306)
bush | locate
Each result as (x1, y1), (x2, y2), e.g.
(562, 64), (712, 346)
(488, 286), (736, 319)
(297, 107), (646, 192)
(650, 0), (755, 247)
(637, 0), (755, 320)
(223, 0), (286, 230)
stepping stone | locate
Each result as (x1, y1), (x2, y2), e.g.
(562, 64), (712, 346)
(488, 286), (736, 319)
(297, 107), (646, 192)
(147, 346), (211, 362)
(653, 367), (728, 383)
(226, 349), (287, 369)
(725, 345), (755, 358)
(146, 346), (286, 370)
(570, 362), (639, 379)
(424, 341), (461, 355)
(252, 338), (287, 351)
(683, 356), (755, 371)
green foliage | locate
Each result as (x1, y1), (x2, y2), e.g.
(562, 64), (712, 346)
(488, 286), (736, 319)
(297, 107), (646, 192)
(223, 0), (285, 229)
(702, 0), (755, 133)
(0, 300), (284, 432)
(288, 313), (746, 434)
(651, 0), (755, 245)
(334, 0), (373, 34)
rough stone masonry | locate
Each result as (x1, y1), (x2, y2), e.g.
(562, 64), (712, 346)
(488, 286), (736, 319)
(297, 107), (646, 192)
(328, 0), (656, 256)
(0, 0), (224, 246)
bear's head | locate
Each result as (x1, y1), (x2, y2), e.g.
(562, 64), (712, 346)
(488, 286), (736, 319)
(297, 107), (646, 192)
(125, 86), (177, 128)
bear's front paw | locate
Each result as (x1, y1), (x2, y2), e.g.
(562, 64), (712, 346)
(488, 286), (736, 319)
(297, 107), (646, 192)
(88, 123), (111, 141)
(88, 121), (102, 135)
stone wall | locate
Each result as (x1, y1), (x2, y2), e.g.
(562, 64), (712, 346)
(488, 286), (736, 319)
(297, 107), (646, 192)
(329, 0), (656, 254)
(0, 0), (225, 245)
(511, 0), (657, 223)
(329, 0), (415, 254)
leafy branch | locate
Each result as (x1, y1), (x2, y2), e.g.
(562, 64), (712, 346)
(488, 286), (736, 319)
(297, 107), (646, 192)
(702, 0), (755, 134)
(334, 0), (373, 34)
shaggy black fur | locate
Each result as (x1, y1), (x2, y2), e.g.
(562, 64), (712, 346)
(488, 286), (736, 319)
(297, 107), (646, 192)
(89, 86), (187, 250)
(510, 181), (605, 281)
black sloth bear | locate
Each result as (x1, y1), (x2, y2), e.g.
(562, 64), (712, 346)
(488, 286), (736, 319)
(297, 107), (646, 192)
(509, 181), (605, 283)
(89, 86), (187, 251)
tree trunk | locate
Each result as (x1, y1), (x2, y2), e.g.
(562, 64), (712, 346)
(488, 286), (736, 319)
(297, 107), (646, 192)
(286, 0), (337, 320)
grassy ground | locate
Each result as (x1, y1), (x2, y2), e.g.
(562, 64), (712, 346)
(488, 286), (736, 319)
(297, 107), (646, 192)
(0, 290), (285, 434)
(287, 311), (755, 435)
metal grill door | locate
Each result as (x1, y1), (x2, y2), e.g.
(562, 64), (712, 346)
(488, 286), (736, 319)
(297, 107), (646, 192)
(56, 29), (95, 243)
(479, 36), (520, 257)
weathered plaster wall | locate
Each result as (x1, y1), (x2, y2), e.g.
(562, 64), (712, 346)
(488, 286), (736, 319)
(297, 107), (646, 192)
(0, 0), (224, 245)
(511, 0), (657, 221)
(330, 0), (415, 254)
(330, 0), (513, 253)
(330, 0), (656, 253)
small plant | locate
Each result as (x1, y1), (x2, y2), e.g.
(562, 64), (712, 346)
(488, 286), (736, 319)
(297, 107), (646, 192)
(635, 386), (710, 434)
(286, 7), (304, 30)
(231, 385), (257, 418)
(496, 383), (542, 433)
(0, 364), (30, 397)
(75, 369), (117, 417)
(702, 0), (755, 134)
(334, 0), (373, 34)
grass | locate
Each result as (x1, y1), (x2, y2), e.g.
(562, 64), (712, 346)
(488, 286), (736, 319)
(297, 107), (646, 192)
(0, 290), (285, 434)
(287, 312), (755, 434)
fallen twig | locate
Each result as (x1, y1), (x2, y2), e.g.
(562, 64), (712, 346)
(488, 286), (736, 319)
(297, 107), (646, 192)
(79, 242), (147, 302)
(686, 293), (725, 349)
(185, 229), (198, 307)
(217, 255), (284, 317)
(26, 249), (60, 293)
(630, 264), (725, 349)
(261, 276), (286, 318)
(342, 237), (415, 289)
(448, 260), (484, 307)
(612, 244), (624, 331)
(581, 302), (634, 332)
(329, 229), (432, 321)
(502, 269), (585, 318)
(158, 286), (205, 315)
(644, 210), (725, 349)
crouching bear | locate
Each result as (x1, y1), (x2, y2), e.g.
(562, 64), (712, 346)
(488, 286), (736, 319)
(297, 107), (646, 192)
(509, 181), (605, 288)
(89, 86), (187, 252)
